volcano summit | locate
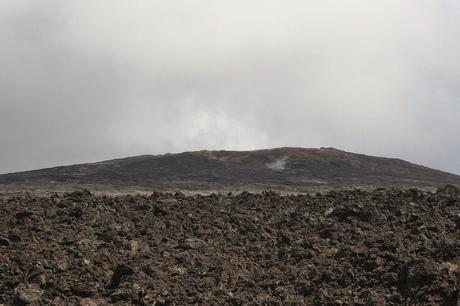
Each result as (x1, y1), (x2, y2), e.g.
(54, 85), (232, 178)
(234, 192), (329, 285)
(1, 147), (459, 194)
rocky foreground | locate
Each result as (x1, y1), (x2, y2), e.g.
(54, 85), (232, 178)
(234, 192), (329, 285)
(0, 187), (459, 305)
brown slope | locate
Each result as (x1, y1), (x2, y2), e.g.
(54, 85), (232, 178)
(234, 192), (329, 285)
(0, 147), (459, 193)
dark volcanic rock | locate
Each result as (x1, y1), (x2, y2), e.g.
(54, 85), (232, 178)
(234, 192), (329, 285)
(108, 263), (135, 289)
(179, 238), (207, 250)
(14, 284), (44, 304)
(0, 237), (11, 246)
(0, 188), (458, 305)
(2, 147), (460, 193)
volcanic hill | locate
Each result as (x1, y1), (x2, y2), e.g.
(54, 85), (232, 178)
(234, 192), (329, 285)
(1, 147), (459, 194)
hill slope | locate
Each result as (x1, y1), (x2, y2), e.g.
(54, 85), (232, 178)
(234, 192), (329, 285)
(1, 147), (459, 193)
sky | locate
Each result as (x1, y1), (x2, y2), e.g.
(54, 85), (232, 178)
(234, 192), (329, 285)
(1, 1), (460, 174)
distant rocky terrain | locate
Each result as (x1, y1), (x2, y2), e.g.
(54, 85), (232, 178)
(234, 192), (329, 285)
(1, 147), (459, 194)
(0, 186), (459, 305)
(1, 149), (459, 305)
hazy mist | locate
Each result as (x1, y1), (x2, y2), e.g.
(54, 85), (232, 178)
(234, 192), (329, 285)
(1, 1), (460, 174)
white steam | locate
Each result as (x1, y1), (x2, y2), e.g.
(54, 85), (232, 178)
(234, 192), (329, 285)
(267, 157), (288, 171)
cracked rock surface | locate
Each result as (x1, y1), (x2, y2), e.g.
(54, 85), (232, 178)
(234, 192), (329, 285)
(0, 186), (459, 305)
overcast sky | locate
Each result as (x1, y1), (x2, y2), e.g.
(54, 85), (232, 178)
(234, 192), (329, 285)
(1, 1), (460, 175)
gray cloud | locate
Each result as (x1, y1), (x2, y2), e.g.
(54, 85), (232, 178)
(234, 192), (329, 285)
(1, 0), (460, 174)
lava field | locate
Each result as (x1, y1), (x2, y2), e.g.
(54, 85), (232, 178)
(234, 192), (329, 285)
(0, 186), (459, 305)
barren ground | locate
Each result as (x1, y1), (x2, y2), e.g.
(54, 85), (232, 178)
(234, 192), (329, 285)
(0, 186), (459, 305)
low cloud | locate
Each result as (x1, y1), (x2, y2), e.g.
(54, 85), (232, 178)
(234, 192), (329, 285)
(1, 1), (460, 174)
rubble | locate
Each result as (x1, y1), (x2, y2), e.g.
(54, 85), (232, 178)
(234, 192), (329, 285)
(0, 188), (458, 305)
